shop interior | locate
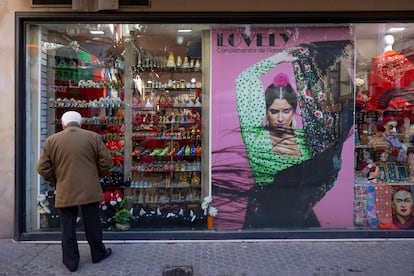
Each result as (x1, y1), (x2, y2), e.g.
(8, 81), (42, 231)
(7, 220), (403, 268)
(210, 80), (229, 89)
(31, 22), (414, 232)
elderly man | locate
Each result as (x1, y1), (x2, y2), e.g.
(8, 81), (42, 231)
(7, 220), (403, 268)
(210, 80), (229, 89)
(37, 111), (112, 272)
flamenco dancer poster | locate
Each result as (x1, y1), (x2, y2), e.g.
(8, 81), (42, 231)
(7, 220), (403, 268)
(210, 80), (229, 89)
(211, 27), (355, 229)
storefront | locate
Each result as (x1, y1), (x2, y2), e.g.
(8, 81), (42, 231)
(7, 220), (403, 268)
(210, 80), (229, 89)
(14, 9), (414, 240)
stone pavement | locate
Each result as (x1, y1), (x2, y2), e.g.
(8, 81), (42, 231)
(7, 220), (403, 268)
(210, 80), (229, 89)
(0, 238), (414, 275)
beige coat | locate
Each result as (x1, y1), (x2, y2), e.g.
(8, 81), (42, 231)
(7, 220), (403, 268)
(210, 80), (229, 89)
(37, 126), (112, 208)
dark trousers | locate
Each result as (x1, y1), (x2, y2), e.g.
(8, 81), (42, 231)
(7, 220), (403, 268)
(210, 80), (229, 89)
(59, 202), (106, 269)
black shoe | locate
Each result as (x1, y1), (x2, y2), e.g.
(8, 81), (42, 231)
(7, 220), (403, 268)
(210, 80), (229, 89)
(64, 265), (77, 272)
(93, 248), (112, 264)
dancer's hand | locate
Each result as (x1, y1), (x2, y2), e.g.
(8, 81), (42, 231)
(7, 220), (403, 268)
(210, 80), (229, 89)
(268, 47), (301, 64)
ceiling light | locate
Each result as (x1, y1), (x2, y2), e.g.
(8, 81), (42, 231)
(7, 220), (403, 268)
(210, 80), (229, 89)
(90, 30), (105, 35)
(177, 29), (192, 33)
(387, 27), (406, 33)
(176, 36), (184, 45)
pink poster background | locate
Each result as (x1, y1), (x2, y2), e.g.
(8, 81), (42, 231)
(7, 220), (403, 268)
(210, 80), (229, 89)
(211, 27), (354, 229)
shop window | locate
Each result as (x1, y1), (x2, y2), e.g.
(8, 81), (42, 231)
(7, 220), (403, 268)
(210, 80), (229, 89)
(21, 21), (414, 235)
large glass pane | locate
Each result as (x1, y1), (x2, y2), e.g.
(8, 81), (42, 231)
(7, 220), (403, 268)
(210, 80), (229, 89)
(28, 23), (209, 232)
(354, 23), (414, 230)
(23, 21), (414, 234)
(211, 25), (355, 229)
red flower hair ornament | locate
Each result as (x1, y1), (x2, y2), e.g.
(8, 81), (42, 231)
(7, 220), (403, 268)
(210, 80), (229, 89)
(273, 73), (290, 87)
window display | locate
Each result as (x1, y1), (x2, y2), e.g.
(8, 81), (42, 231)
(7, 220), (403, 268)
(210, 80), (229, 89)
(211, 27), (354, 229)
(40, 40), (126, 230)
(354, 33), (414, 230)
(21, 21), (414, 237)
(35, 24), (207, 231)
(128, 48), (204, 228)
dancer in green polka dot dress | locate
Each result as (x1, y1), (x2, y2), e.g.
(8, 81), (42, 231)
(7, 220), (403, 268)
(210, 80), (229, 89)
(236, 42), (353, 228)
(236, 49), (312, 186)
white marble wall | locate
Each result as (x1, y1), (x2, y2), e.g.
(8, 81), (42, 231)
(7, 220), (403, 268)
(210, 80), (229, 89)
(0, 0), (20, 239)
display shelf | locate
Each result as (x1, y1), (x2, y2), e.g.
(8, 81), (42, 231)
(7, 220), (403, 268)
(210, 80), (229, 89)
(132, 62), (201, 73)
(133, 66), (201, 73)
(130, 160), (201, 172)
(129, 58), (203, 214)
(132, 188), (201, 205)
(39, 38), (206, 230)
(354, 105), (414, 185)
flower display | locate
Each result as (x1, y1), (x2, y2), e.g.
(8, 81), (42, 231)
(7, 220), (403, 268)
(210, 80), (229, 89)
(100, 189), (124, 211)
(37, 194), (51, 214)
(355, 78), (365, 87)
(201, 196), (218, 217)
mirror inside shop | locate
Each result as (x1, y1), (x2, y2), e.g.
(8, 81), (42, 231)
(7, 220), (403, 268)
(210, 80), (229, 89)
(27, 22), (414, 232)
